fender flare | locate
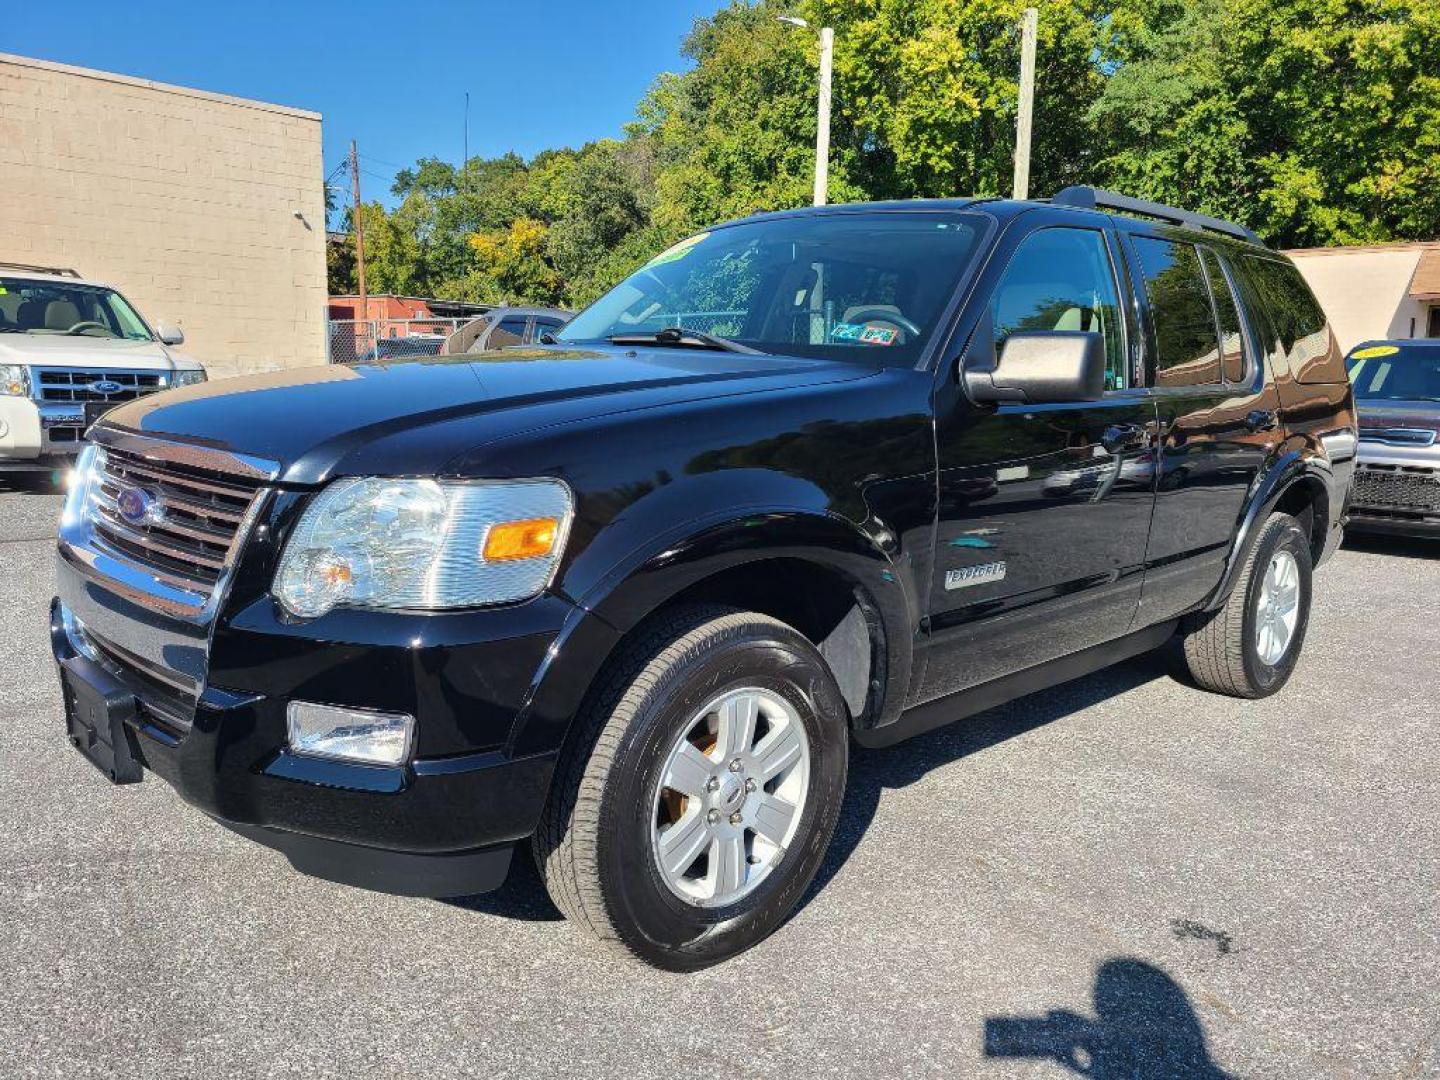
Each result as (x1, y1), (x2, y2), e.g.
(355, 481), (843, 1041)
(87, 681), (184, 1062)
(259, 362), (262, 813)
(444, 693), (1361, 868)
(507, 507), (918, 757)
(1204, 447), (1332, 612)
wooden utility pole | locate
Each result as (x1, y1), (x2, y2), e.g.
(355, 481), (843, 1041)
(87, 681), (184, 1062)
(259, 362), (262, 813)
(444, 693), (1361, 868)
(813, 26), (834, 206)
(349, 139), (368, 318)
(1012, 8), (1038, 200)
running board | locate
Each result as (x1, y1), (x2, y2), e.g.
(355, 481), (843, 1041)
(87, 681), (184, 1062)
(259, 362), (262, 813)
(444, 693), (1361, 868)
(854, 619), (1178, 749)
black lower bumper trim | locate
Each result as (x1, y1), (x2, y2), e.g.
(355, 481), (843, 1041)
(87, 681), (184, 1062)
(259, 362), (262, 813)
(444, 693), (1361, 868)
(218, 820), (514, 899)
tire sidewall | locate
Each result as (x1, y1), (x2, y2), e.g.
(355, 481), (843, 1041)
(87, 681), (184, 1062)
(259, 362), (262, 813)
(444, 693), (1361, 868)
(597, 623), (848, 970)
(1240, 519), (1312, 696)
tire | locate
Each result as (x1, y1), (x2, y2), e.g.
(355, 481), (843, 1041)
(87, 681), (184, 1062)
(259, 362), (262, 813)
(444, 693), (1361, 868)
(533, 605), (849, 970)
(1177, 511), (1313, 698)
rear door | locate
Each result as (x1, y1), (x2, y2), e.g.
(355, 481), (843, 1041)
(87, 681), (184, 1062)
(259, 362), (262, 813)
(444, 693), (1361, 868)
(921, 215), (1159, 700)
(1122, 231), (1286, 623)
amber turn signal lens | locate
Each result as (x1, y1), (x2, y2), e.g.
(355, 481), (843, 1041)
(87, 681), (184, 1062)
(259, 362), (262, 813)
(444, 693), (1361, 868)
(483, 517), (559, 562)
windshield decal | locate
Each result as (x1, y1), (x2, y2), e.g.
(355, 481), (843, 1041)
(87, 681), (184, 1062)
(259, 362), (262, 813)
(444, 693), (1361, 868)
(644, 232), (709, 270)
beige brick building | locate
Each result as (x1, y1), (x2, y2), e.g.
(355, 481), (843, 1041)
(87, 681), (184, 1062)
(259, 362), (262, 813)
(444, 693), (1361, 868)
(0, 52), (326, 379)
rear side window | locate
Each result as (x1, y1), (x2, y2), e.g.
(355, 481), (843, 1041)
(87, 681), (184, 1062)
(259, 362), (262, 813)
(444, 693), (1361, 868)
(489, 317), (528, 348)
(1199, 249), (1247, 384)
(1131, 237), (1223, 387)
(1239, 258), (1342, 385)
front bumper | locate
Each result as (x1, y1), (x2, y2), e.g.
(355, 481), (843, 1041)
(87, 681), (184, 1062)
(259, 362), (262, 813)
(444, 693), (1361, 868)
(1346, 443), (1440, 540)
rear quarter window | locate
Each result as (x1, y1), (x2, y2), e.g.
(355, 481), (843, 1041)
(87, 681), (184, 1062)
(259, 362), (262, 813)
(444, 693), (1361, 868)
(1238, 257), (1345, 385)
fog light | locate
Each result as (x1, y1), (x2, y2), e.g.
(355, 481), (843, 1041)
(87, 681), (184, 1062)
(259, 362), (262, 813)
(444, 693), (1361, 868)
(286, 701), (415, 766)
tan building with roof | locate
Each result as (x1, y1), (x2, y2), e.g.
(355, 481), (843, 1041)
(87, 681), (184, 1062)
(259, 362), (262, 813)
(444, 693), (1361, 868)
(0, 52), (327, 379)
(1287, 241), (1440, 353)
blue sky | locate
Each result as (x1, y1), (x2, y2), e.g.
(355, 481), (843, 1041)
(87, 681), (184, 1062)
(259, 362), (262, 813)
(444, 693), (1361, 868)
(10, 0), (720, 205)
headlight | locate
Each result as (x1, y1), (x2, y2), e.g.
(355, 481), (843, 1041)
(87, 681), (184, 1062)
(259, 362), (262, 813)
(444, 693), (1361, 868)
(273, 476), (573, 618)
(170, 368), (207, 388)
(1, 364), (29, 397)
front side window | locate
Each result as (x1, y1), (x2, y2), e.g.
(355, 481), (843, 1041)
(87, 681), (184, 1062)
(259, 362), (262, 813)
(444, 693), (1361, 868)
(0, 278), (152, 340)
(989, 227), (1127, 389)
(558, 212), (986, 365)
(1132, 238), (1223, 388)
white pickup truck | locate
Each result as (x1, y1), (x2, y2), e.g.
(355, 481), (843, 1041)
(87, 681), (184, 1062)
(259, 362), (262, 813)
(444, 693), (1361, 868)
(0, 263), (206, 473)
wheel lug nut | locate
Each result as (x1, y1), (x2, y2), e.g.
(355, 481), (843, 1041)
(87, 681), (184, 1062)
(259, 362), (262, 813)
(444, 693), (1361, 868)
(744, 778), (757, 793)
(729, 811), (743, 825)
(706, 809), (721, 825)
(729, 758), (744, 773)
(705, 777), (720, 792)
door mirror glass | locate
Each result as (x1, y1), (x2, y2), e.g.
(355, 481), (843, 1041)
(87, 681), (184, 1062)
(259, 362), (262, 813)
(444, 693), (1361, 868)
(965, 330), (1107, 404)
(155, 320), (184, 346)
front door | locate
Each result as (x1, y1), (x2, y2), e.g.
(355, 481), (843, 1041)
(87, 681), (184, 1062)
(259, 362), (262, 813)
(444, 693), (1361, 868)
(921, 221), (1159, 702)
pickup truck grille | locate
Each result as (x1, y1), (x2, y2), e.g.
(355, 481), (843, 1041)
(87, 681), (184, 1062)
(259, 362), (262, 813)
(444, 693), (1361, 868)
(1359, 427), (1437, 448)
(37, 368), (166, 403)
(92, 447), (263, 592)
(1351, 463), (1440, 514)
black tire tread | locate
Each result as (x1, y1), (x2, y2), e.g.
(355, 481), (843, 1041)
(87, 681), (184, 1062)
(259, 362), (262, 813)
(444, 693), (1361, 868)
(532, 604), (793, 961)
(1179, 512), (1299, 698)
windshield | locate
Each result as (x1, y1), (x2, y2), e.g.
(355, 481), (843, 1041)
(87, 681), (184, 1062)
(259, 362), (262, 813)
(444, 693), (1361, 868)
(1347, 343), (1440, 402)
(0, 278), (153, 340)
(558, 211), (985, 364)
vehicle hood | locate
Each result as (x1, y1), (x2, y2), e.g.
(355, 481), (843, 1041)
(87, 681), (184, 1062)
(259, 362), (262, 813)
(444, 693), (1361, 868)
(1356, 400), (1440, 433)
(101, 346), (879, 484)
(0, 334), (198, 369)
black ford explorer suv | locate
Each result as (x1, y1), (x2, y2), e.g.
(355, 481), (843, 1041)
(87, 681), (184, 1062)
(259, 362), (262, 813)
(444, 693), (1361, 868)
(53, 189), (1356, 970)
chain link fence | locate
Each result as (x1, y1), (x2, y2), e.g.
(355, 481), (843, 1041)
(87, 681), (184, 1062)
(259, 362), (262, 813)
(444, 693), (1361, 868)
(328, 318), (470, 363)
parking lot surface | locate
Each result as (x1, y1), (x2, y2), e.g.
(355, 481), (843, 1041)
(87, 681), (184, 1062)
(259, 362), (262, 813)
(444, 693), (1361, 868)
(2, 479), (1436, 1079)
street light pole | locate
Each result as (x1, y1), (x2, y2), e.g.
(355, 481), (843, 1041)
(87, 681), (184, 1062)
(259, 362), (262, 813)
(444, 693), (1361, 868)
(778, 16), (835, 207)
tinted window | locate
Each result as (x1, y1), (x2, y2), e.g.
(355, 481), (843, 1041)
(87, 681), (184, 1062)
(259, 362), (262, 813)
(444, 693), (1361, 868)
(489, 317), (528, 348)
(1199, 249), (1246, 383)
(1132, 238), (1222, 387)
(559, 212), (985, 365)
(1240, 257), (1339, 384)
(990, 227), (1127, 389)
(1347, 343), (1440, 401)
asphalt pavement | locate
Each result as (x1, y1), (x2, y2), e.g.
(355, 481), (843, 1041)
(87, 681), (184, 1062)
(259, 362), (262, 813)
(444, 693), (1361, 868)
(1, 476), (1436, 1079)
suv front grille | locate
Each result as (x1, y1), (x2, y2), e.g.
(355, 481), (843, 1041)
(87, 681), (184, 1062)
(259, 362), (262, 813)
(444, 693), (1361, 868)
(1359, 427), (1437, 448)
(91, 447), (263, 592)
(1351, 463), (1440, 515)
(37, 368), (166, 403)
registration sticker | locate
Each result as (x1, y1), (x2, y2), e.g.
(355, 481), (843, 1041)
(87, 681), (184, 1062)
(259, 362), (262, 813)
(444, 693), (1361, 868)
(1351, 344), (1400, 359)
(859, 326), (897, 345)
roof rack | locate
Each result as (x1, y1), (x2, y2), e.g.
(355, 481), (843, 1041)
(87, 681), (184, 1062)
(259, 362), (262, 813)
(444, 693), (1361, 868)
(1051, 187), (1262, 246)
(0, 260), (81, 278)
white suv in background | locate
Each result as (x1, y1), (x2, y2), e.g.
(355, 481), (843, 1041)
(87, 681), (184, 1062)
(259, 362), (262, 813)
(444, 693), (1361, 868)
(0, 262), (206, 473)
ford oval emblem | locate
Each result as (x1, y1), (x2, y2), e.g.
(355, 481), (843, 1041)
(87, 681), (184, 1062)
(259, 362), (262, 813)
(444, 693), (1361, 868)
(116, 485), (160, 526)
(89, 379), (124, 396)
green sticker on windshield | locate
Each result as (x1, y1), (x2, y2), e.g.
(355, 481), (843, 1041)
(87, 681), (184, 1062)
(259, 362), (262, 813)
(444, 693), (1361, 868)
(645, 232), (709, 269)
(1351, 344), (1399, 359)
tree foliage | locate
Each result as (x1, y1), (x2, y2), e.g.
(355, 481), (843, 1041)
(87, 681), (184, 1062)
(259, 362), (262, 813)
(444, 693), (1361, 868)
(326, 0), (1439, 307)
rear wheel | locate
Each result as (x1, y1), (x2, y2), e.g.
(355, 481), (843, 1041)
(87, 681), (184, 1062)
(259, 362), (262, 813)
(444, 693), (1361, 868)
(1177, 511), (1312, 698)
(533, 606), (849, 970)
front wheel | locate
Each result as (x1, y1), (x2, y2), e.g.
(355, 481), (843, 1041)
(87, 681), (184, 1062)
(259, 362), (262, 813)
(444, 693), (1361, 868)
(533, 606), (849, 970)
(1177, 511), (1313, 698)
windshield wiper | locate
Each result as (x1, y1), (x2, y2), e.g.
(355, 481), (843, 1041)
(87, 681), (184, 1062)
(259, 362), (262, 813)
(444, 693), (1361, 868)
(608, 326), (761, 355)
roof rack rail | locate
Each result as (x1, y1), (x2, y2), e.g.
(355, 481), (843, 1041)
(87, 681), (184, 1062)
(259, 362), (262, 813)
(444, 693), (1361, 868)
(1051, 187), (1262, 246)
(0, 260), (81, 278)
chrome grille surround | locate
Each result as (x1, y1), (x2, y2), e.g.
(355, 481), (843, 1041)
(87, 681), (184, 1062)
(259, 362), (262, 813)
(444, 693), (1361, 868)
(35, 367), (167, 404)
(1358, 427), (1438, 448)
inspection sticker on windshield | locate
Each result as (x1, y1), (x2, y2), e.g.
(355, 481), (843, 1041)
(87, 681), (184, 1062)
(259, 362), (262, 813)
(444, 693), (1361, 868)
(859, 326), (897, 345)
(1351, 344), (1400, 359)
(645, 232), (709, 269)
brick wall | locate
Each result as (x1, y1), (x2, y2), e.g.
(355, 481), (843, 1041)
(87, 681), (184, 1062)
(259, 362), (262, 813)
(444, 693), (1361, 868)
(0, 53), (327, 380)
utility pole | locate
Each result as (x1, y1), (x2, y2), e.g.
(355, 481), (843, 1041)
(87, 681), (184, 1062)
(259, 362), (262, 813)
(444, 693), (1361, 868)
(813, 26), (834, 206)
(349, 139), (368, 320)
(1012, 7), (1038, 200)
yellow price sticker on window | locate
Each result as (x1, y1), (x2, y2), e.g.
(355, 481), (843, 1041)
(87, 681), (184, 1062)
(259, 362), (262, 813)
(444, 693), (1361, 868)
(1350, 344), (1400, 359)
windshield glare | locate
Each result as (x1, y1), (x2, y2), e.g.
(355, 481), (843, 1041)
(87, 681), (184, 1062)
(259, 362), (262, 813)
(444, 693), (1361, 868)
(559, 212), (985, 364)
(1348, 344), (1440, 401)
(0, 278), (153, 340)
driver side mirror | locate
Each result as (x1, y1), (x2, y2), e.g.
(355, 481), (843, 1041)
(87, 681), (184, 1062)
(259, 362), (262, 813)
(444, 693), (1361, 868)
(963, 331), (1106, 405)
(156, 321), (185, 346)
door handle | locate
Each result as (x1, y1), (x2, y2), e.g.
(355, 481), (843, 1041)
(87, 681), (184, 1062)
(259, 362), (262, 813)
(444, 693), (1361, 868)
(1245, 409), (1279, 432)
(1101, 423), (1147, 454)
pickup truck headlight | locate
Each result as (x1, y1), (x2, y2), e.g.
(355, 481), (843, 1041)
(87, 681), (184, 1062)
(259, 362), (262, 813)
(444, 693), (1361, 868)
(273, 477), (573, 618)
(1, 364), (29, 397)
(169, 369), (207, 388)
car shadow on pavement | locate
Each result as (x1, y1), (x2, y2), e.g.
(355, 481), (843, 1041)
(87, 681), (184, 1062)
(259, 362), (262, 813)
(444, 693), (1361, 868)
(805, 649), (1172, 902)
(1342, 531), (1438, 561)
(984, 957), (1234, 1077)
(446, 651), (1171, 926)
